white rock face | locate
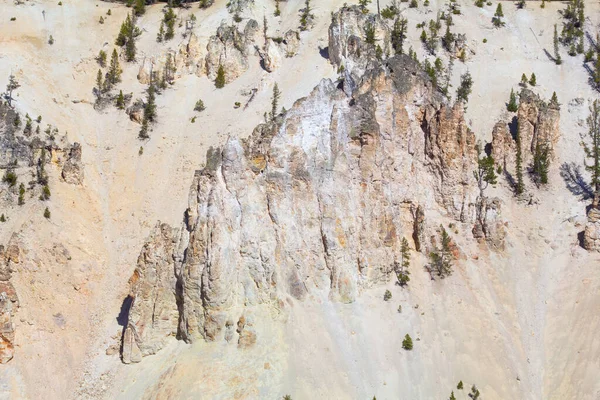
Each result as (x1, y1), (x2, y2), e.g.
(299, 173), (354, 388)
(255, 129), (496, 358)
(122, 53), (490, 360)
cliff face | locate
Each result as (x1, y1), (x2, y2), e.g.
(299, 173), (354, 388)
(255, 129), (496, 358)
(122, 51), (485, 361)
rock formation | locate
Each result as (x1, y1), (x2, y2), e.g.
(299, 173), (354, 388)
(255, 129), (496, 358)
(583, 199), (600, 252)
(61, 142), (84, 185)
(121, 50), (488, 362)
(206, 21), (258, 83)
(0, 237), (20, 364)
(492, 89), (560, 176)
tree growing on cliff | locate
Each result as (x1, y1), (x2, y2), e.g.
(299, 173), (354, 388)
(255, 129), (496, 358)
(507, 89), (518, 112)
(270, 83), (281, 122)
(107, 49), (122, 87)
(529, 73), (537, 86)
(515, 125), (525, 195)
(299, 0), (314, 31)
(428, 226), (453, 279)
(553, 24), (562, 65)
(492, 4), (504, 27)
(582, 100), (600, 199)
(215, 65), (226, 88)
(364, 21), (376, 46)
(164, 6), (176, 40)
(474, 142), (497, 196)
(139, 84), (156, 139)
(395, 237), (411, 287)
(391, 17), (408, 55)
(116, 90), (125, 109)
(456, 71), (473, 104)
(4, 74), (20, 107)
(533, 139), (550, 185)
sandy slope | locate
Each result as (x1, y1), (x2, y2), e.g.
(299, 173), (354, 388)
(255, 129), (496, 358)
(0, 0), (599, 399)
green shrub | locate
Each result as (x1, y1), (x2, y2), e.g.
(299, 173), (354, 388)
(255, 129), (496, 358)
(40, 185), (51, 201)
(384, 290), (392, 301)
(215, 65), (226, 88)
(457, 380), (463, 390)
(402, 334), (413, 350)
(194, 99), (206, 112)
(2, 171), (17, 187)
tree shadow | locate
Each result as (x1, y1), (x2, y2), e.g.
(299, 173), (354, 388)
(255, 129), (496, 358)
(319, 46), (329, 60)
(543, 48), (557, 63)
(116, 295), (133, 326)
(559, 162), (593, 200)
(508, 116), (518, 140)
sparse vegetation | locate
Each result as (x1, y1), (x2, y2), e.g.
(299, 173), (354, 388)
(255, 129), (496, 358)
(427, 226), (454, 278)
(456, 71), (473, 104)
(391, 17), (408, 55)
(507, 89), (518, 112)
(559, 0), (584, 52)
(529, 73), (536, 86)
(474, 142), (497, 196)
(532, 138), (550, 185)
(215, 65), (226, 88)
(2, 170), (17, 187)
(163, 6), (176, 40)
(492, 3), (504, 27)
(194, 99), (206, 112)
(582, 100), (600, 198)
(384, 289), (392, 301)
(553, 24), (562, 65)
(515, 122), (525, 195)
(44, 207), (51, 219)
(5, 74), (20, 107)
(457, 381), (464, 390)
(402, 334), (413, 350)
(270, 83), (281, 121)
(299, 0), (314, 31)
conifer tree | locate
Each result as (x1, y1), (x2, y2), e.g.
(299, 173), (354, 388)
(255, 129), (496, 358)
(582, 100), (600, 198)
(553, 24), (562, 65)
(107, 49), (122, 87)
(492, 4), (504, 27)
(520, 73), (528, 86)
(550, 91), (559, 108)
(18, 183), (25, 205)
(157, 22), (165, 42)
(270, 83), (281, 121)
(116, 90), (125, 109)
(125, 25), (137, 62)
(116, 14), (132, 46)
(13, 113), (20, 128)
(529, 73), (536, 86)
(428, 226), (453, 278)
(391, 17), (407, 55)
(143, 84), (156, 123)
(474, 142), (497, 196)
(507, 89), (518, 112)
(457, 381), (464, 390)
(5, 74), (20, 107)
(395, 237), (411, 287)
(96, 69), (104, 93)
(274, 0), (281, 17)
(533, 139), (550, 185)
(164, 6), (176, 40)
(456, 71), (473, 104)
(299, 0), (314, 31)
(133, 0), (145, 16)
(402, 334), (413, 350)
(594, 47), (600, 89)
(98, 50), (107, 67)
(449, 391), (456, 400)
(215, 65), (226, 88)
(515, 124), (525, 195)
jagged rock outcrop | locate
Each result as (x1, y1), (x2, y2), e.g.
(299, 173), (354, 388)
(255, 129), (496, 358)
(0, 237), (20, 364)
(473, 197), (506, 249)
(283, 30), (300, 57)
(492, 89), (560, 176)
(328, 5), (391, 79)
(61, 142), (83, 185)
(583, 204), (600, 252)
(259, 39), (282, 73)
(206, 21), (258, 83)
(122, 51), (486, 362)
(121, 223), (179, 364)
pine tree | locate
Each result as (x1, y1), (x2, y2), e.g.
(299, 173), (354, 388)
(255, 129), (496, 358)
(274, 0), (281, 16)
(215, 65), (226, 88)
(5, 74), (20, 107)
(364, 22), (376, 45)
(456, 71), (473, 104)
(533, 139), (550, 185)
(300, 0), (314, 31)
(270, 83), (281, 121)
(474, 142), (497, 196)
(96, 69), (104, 93)
(164, 6), (176, 40)
(449, 391), (456, 400)
(492, 4), (504, 27)
(116, 90), (125, 109)
(157, 22), (165, 42)
(396, 237), (411, 287)
(515, 124), (525, 195)
(520, 73), (528, 86)
(359, 0), (371, 12)
(108, 48), (122, 87)
(133, 0), (145, 16)
(164, 53), (175, 83)
(391, 17), (408, 55)
(13, 113), (21, 128)
(98, 50), (107, 67)
(550, 91), (559, 108)
(507, 89), (518, 112)
(144, 84), (156, 123)
(457, 381), (464, 390)
(18, 183), (25, 205)
(402, 334), (413, 350)
(594, 48), (600, 89)
(116, 14), (132, 46)
(428, 226), (453, 278)
(553, 24), (562, 65)
(125, 24), (137, 62)
(529, 73), (536, 86)
(582, 100), (600, 198)
(44, 207), (51, 219)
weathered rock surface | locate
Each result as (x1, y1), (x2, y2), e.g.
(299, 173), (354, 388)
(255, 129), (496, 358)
(122, 51), (488, 362)
(205, 21), (258, 83)
(259, 39), (282, 73)
(473, 197), (506, 249)
(492, 89), (560, 176)
(0, 237), (20, 364)
(583, 205), (600, 252)
(61, 142), (84, 185)
(283, 30), (300, 57)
